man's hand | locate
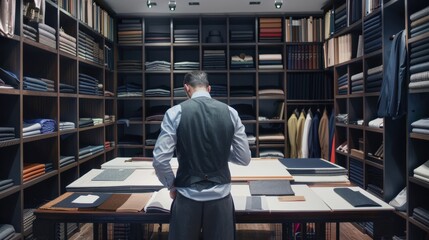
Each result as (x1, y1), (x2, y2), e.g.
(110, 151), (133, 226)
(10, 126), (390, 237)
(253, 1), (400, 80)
(169, 188), (177, 199)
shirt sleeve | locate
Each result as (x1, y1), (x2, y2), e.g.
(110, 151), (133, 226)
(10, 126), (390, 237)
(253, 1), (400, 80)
(152, 105), (181, 189)
(228, 106), (252, 166)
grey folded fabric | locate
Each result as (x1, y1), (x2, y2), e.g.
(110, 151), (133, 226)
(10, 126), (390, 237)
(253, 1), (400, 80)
(0, 224), (15, 240)
(92, 169), (135, 181)
(333, 188), (381, 207)
(410, 6), (429, 22)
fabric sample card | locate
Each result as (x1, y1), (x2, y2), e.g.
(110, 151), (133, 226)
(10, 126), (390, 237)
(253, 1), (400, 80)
(53, 193), (112, 208)
(92, 169), (136, 181)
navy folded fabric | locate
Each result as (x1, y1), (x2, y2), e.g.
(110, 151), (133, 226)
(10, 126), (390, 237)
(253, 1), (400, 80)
(24, 119), (56, 133)
(410, 54), (429, 66)
(0, 68), (19, 88)
(367, 72), (383, 82)
(334, 188), (380, 207)
(410, 47), (429, 59)
(410, 27), (429, 38)
(410, 62), (429, 74)
(410, 21), (429, 35)
(411, 37), (429, 50)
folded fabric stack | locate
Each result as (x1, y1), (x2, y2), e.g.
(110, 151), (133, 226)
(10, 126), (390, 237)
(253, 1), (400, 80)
(80, 117), (102, 126)
(59, 28), (77, 56)
(117, 82), (143, 97)
(247, 134), (256, 145)
(259, 149), (284, 158)
(366, 168), (383, 198)
(113, 223), (131, 240)
(104, 141), (112, 150)
(205, 30), (223, 43)
(411, 118), (429, 134)
(145, 29), (170, 43)
(59, 121), (75, 131)
(23, 76), (55, 92)
(0, 67), (19, 89)
(45, 162), (53, 172)
(412, 207), (429, 226)
(258, 127), (285, 144)
(117, 19), (142, 45)
(173, 29), (198, 43)
(337, 73), (348, 95)
(58, 223), (79, 239)
(334, 3), (347, 33)
(409, 38), (429, 91)
(23, 163), (46, 183)
(78, 145), (104, 159)
(59, 83), (76, 93)
(409, 6), (429, 38)
(349, 159), (363, 187)
(23, 119), (56, 137)
(24, 210), (35, 236)
(79, 73), (100, 96)
(173, 61), (199, 70)
(145, 87), (170, 97)
(0, 127), (15, 141)
(23, 23), (38, 41)
(203, 50), (226, 70)
(79, 118), (94, 128)
(350, 72), (363, 93)
(173, 87), (186, 97)
(104, 115), (115, 123)
(336, 141), (348, 153)
(414, 159), (429, 183)
(363, 14), (381, 54)
(258, 88), (284, 97)
(0, 179), (13, 191)
(259, 18), (282, 43)
(367, 143), (384, 162)
(0, 78), (13, 89)
(230, 86), (255, 97)
(231, 54), (254, 69)
(366, 65), (383, 92)
(368, 117), (383, 128)
(230, 30), (254, 42)
(78, 30), (103, 65)
(145, 61), (171, 71)
(38, 23), (56, 49)
(258, 54), (282, 69)
(0, 224), (16, 240)
(146, 105), (169, 121)
(59, 155), (76, 168)
(230, 104), (255, 120)
(209, 84), (227, 97)
(117, 60), (142, 72)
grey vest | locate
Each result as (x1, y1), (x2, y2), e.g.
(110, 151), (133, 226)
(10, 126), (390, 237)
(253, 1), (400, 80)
(174, 97), (234, 190)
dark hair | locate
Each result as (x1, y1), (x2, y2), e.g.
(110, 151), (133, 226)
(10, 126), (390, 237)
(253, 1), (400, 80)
(183, 71), (209, 88)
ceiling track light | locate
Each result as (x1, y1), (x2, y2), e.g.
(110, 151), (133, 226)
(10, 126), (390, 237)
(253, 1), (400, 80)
(274, 0), (283, 9)
(169, 0), (176, 11)
(147, 0), (157, 8)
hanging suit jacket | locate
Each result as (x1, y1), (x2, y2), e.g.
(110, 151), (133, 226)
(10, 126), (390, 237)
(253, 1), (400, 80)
(287, 113), (298, 158)
(377, 30), (407, 119)
(296, 111), (306, 158)
(301, 111), (312, 158)
(318, 109), (330, 160)
(309, 111), (321, 158)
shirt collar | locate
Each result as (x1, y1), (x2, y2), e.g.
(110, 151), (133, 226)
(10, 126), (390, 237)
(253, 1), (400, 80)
(191, 90), (211, 99)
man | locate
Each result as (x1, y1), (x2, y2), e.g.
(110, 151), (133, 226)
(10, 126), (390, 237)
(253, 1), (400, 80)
(153, 71), (251, 240)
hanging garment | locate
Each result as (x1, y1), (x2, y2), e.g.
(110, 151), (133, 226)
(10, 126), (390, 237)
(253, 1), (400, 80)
(287, 112), (298, 158)
(0, 0), (16, 37)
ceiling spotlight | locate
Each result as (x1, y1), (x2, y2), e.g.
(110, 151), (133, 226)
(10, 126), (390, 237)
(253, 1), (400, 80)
(169, 0), (176, 11)
(274, 0), (283, 9)
(147, 0), (157, 8)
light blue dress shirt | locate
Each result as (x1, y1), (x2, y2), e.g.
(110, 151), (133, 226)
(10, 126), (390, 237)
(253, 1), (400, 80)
(153, 90), (251, 201)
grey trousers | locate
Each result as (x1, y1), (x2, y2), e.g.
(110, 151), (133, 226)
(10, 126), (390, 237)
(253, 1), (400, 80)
(168, 193), (235, 240)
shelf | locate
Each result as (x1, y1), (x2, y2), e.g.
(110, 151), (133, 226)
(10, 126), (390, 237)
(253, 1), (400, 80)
(144, 43), (172, 47)
(365, 92), (380, 97)
(201, 43), (227, 47)
(348, 92), (365, 98)
(117, 97), (143, 100)
(335, 56), (363, 68)
(229, 42), (257, 46)
(0, 138), (20, 148)
(117, 70), (143, 74)
(22, 171), (58, 189)
(117, 121), (143, 125)
(409, 88), (429, 94)
(22, 132), (58, 143)
(365, 159), (383, 170)
(117, 144), (144, 149)
(330, 19), (363, 39)
(409, 217), (429, 234)
(78, 58), (104, 69)
(0, 186), (20, 199)
(59, 93), (78, 98)
(409, 133), (429, 141)
(59, 162), (78, 173)
(348, 124), (364, 130)
(229, 69), (256, 73)
(335, 123), (348, 128)
(78, 151), (105, 164)
(59, 129), (78, 135)
(286, 99), (334, 104)
(77, 94), (104, 100)
(172, 43), (200, 47)
(365, 127), (384, 133)
(59, 50), (78, 59)
(286, 69), (325, 73)
(258, 120), (285, 124)
(258, 143), (285, 147)
(364, 49), (383, 59)
(409, 176), (429, 190)
(0, 89), (20, 95)
(78, 124), (104, 132)
(230, 96), (257, 100)
(258, 69), (285, 73)
(23, 38), (58, 54)
(22, 91), (58, 97)
(117, 43), (143, 48)
(394, 210), (408, 220)
(285, 41), (324, 45)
